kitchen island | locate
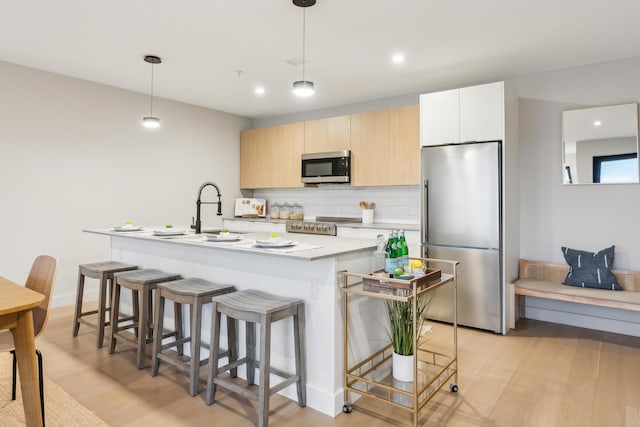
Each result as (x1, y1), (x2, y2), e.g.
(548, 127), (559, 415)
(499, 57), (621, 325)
(84, 227), (379, 416)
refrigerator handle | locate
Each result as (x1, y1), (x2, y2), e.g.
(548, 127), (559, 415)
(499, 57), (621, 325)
(422, 179), (429, 257)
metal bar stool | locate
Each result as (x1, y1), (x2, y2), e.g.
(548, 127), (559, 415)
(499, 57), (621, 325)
(151, 277), (236, 396)
(205, 289), (306, 427)
(72, 261), (138, 348)
(109, 268), (181, 369)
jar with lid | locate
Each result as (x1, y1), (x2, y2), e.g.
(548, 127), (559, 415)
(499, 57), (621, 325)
(291, 203), (304, 220)
(269, 202), (281, 219)
(279, 202), (291, 219)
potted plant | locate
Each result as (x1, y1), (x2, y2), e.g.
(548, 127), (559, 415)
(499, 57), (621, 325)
(385, 295), (430, 382)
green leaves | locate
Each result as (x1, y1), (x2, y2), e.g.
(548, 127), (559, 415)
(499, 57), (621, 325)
(385, 296), (429, 356)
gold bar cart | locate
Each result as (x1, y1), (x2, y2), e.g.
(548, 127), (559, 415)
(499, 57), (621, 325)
(340, 258), (459, 426)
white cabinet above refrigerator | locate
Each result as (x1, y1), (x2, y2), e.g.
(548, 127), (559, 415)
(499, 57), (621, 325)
(420, 81), (504, 146)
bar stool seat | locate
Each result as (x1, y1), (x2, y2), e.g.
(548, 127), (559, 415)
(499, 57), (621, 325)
(205, 289), (306, 427)
(109, 268), (181, 369)
(72, 261), (138, 348)
(151, 277), (236, 396)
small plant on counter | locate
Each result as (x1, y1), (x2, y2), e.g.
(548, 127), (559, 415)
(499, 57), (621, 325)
(385, 295), (430, 356)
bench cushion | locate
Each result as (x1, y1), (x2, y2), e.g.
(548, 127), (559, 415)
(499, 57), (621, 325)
(515, 278), (640, 305)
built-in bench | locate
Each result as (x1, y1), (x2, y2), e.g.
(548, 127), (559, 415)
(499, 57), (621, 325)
(513, 259), (640, 321)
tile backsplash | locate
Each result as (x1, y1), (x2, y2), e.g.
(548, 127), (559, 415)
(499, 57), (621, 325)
(253, 185), (420, 224)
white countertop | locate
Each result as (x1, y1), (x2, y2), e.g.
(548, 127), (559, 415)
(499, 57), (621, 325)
(84, 228), (377, 261)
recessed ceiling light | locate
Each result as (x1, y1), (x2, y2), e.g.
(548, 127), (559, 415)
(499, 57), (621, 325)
(255, 86), (265, 96)
(593, 120), (602, 126)
(392, 53), (405, 64)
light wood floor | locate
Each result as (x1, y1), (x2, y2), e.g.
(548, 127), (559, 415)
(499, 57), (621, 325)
(32, 305), (640, 426)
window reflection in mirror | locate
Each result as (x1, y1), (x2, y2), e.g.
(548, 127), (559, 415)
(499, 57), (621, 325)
(562, 102), (639, 184)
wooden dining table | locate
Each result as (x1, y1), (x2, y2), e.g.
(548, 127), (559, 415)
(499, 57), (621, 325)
(0, 276), (45, 427)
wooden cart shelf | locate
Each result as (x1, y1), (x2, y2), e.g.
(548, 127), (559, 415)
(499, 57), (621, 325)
(340, 258), (459, 426)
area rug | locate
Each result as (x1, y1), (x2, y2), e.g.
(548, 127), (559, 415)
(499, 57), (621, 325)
(0, 353), (108, 426)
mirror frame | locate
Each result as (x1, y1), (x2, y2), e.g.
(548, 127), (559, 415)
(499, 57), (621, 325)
(562, 102), (640, 185)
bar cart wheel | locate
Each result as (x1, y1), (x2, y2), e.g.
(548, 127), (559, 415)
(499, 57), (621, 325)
(450, 383), (458, 392)
(343, 403), (352, 413)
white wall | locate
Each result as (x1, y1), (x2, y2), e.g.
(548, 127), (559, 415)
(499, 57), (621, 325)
(514, 58), (640, 335)
(514, 59), (640, 270)
(0, 61), (251, 307)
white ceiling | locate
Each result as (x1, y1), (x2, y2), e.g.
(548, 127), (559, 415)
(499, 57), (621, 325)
(2, 1), (640, 119)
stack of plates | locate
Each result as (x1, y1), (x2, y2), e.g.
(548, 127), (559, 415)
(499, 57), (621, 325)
(112, 225), (144, 232)
(254, 239), (296, 248)
(152, 228), (187, 236)
(206, 234), (243, 242)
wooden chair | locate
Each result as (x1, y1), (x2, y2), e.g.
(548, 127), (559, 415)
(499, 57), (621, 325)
(0, 255), (58, 426)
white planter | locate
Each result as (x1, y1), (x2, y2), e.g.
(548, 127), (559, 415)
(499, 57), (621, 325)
(392, 351), (414, 382)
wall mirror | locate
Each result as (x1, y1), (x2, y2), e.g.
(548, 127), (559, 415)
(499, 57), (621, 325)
(562, 102), (639, 184)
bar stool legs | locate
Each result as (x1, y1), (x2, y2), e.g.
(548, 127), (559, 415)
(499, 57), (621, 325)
(206, 290), (306, 427)
(72, 261), (138, 348)
(109, 269), (181, 369)
(150, 278), (236, 396)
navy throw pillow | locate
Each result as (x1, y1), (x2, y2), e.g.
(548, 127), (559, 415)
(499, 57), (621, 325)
(561, 246), (622, 290)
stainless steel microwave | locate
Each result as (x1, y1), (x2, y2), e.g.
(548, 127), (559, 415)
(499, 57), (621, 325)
(301, 150), (350, 184)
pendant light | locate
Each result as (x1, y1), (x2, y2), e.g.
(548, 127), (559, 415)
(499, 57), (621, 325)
(292, 0), (315, 97)
(142, 55), (162, 129)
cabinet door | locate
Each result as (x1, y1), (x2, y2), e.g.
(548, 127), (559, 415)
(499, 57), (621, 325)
(459, 81), (504, 142)
(240, 128), (261, 189)
(420, 89), (459, 146)
(325, 115), (350, 152)
(276, 122), (304, 188)
(389, 104), (420, 185)
(304, 119), (326, 154)
(350, 110), (389, 186)
(260, 126), (279, 188)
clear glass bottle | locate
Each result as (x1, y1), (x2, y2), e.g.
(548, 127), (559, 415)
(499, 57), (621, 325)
(279, 202), (291, 219)
(399, 230), (409, 273)
(291, 203), (304, 220)
(269, 202), (280, 219)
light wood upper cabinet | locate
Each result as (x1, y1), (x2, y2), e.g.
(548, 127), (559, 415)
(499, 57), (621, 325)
(303, 119), (326, 154)
(304, 115), (350, 154)
(326, 115), (350, 152)
(350, 109), (389, 186)
(240, 128), (261, 189)
(241, 107), (417, 189)
(275, 122), (304, 188)
(389, 104), (420, 185)
(240, 123), (304, 189)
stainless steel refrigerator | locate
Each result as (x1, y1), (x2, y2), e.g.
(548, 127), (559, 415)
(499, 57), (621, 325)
(421, 141), (503, 333)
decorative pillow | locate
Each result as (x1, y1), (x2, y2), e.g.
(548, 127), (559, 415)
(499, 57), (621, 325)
(561, 246), (622, 290)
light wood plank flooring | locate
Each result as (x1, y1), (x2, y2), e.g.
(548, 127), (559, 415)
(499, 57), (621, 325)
(30, 306), (640, 426)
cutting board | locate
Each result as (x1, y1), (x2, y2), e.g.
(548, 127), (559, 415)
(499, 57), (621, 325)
(234, 198), (266, 217)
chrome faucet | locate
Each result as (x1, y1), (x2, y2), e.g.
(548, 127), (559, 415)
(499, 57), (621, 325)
(195, 182), (222, 234)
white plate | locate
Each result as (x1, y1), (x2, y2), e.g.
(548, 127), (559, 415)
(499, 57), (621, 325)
(152, 229), (186, 236)
(206, 234), (243, 242)
(112, 225), (144, 232)
(254, 240), (296, 248)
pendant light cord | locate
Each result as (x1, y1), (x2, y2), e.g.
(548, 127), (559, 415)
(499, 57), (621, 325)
(302, 8), (306, 81)
(149, 63), (155, 116)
